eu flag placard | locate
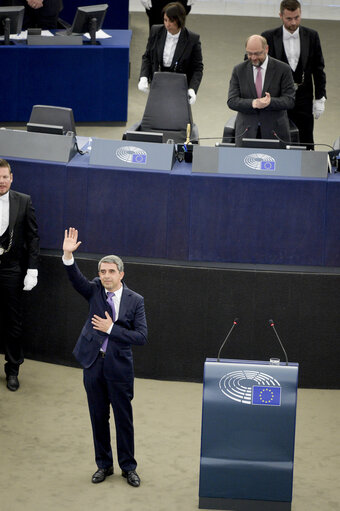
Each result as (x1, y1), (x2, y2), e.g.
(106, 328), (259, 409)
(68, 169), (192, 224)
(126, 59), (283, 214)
(252, 386), (281, 406)
(260, 161), (275, 171)
(132, 154), (147, 164)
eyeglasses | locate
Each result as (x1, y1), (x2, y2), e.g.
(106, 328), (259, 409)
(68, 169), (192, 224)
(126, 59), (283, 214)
(246, 50), (265, 57)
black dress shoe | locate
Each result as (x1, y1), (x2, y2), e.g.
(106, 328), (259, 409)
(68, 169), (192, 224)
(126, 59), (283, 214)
(91, 466), (113, 484)
(6, 375), (19, 391)
(122, 470), (140, 487)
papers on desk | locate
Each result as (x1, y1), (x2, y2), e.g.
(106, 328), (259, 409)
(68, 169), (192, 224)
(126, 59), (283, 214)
(0, 30), (54, 40)
(83, 29), (112, 39)
(0, 29), (111, 41)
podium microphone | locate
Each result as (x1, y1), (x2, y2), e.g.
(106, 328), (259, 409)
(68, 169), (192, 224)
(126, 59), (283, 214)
(217, 318), (239, 362)
(268, 319), (289, 365)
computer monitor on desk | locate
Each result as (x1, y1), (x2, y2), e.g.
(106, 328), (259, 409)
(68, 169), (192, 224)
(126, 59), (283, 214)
(125, 131), (164, 144)
(70, 4), (108, 44)
(0, 6), (24, 45)
(241, 138), (285, 149)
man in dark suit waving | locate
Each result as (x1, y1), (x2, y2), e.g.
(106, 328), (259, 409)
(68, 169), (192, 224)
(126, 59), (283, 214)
(0, 159), (39, 391)
(62, 228), (147, 487)
(262, 0), (326, 148)
(227, 34), (295, 146)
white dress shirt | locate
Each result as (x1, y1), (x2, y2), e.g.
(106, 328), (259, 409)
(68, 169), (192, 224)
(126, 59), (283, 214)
(0, 191), (9, 236)
(283, 26), (300, 71)
(163, 30), (181, 68)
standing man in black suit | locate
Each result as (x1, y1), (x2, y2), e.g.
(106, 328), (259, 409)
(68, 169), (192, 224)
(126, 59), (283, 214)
(227, 34), (295, 146)
(138, 2), (203, 104)
(62, 228), (147, 487)
(1, 0), (63, 29)
(262, 0), (326, 148)
(0, 159), (39, 391)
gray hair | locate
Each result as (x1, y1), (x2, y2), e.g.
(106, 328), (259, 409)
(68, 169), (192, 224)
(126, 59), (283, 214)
(98, 255), (124, 272)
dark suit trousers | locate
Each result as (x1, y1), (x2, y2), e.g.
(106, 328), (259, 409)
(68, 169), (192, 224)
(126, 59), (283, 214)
(288, 107), (314, 148)
(83, 355), (137, 471)
(0, 267), (24, 376)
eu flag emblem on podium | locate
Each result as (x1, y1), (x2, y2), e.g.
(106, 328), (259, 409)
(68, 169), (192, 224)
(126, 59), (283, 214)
(252, 385), (281, 406)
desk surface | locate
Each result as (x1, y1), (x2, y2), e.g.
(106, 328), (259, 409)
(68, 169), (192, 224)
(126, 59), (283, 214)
(6, 150), (340, 267)
(0, 30), (132, 122)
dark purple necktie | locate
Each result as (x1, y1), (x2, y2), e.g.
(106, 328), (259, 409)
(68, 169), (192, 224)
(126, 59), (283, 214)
(255, 67), (263, 98)
(101, 292), (115, 353)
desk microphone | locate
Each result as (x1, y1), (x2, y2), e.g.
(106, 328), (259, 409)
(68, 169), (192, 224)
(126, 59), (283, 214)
(272, 130), (334, 151)
(268, 319), (289, 366)
(217, 318), (239, 362)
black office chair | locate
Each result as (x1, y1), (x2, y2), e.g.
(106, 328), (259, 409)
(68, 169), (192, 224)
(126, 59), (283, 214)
(123, 72), (199, 144)
(28, 105), (76, 135)
(222, 115), (299, 145)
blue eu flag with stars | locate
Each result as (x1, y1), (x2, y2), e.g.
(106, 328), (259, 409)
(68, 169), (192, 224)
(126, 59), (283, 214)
(252, 386), (281, 406)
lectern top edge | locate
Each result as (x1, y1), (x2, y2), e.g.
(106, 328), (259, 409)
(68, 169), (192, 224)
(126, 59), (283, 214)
(206, 357), (299, 368)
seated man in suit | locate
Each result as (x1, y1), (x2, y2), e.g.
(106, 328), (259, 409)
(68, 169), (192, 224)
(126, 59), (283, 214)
(227, 34), (295, 147)
(62, 228), (147, 487)
(262, 0), (326, 148)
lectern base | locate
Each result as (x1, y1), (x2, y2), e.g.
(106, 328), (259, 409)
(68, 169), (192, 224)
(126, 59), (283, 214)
(199, 497), (291, 510)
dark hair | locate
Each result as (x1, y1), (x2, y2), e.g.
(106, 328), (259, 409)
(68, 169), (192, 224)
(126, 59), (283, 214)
(162, 2), (186, 29)
(280, 0), (301, 13)
(0, 159), (11, 173)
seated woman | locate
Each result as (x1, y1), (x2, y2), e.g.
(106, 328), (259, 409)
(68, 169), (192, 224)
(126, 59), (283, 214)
(138, 1), (203, 104)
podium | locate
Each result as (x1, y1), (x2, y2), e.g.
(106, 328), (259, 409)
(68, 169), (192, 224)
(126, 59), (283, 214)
(199, 358), (299, 510)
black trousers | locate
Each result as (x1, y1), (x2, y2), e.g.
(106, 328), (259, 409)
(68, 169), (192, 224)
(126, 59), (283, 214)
(0, 267), (24, 376)
(3, 0), (62, 29)
(288, 107), (314, 149)
(83, 355), (137, 472)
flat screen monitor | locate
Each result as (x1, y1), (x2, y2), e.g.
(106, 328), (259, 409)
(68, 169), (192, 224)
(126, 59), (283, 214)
(0, 6), (24, 45)
(71, 4), (108, 44)
(27, 123), (65, 135)
(125, 131), (164, 144)
(241, 138), (285, 149)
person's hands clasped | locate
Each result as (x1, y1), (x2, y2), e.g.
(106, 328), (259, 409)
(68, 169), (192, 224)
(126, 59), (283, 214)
(252, 92), (271, 109)
(27, 0), (43, 9)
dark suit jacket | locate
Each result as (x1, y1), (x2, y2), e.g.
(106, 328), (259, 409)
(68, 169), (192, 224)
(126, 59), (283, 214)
(0, 190), (39, 271)
(227, 56), (295, 145)
(262, 26), (326, 107)
(66, 262), (147, 382)
(140, 24), (203, 92)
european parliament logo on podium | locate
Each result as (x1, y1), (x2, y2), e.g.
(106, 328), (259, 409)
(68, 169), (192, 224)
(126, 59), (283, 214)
(199, 319), (299, 511)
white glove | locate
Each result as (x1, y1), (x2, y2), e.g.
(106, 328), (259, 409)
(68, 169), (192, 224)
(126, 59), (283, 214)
(138, 77), (149, 93)
(187, 0), (195, 5)
(313, 96), (325, 119)
(140, 0), (152, 9)
(188, 88), (196, 105)
(23, 269), (38, 291)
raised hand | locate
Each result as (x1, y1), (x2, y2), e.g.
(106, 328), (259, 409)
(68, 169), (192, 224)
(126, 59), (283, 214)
(63, 227), (82, 258)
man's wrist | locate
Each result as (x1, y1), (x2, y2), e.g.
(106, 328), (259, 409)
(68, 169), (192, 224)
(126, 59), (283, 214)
(62, 254), (74, 265)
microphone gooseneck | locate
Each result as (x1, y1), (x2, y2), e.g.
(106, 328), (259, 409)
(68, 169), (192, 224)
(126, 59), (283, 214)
(217, 318), (239, 362)
(268, 319), (289, 366)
